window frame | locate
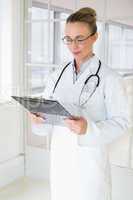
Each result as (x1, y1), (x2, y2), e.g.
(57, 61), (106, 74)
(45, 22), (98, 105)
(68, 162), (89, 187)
(105, 20), (133, 76)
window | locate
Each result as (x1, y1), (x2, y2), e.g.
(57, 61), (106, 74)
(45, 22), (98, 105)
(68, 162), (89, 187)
(60, 13), (72, 63)
(31, 7), (54, 64)
(123, 29), (133, 69)
(93, 21), (105, 60)
(107, 23), (133, 70)
(26, 4), (72, 95)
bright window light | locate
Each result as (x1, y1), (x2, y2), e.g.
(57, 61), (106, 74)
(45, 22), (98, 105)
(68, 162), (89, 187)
(108, 23), (133, 69)
(0, 1), (12, 101)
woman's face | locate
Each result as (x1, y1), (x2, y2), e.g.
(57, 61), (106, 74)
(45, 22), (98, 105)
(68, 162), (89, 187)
(64, 22), (97, 62)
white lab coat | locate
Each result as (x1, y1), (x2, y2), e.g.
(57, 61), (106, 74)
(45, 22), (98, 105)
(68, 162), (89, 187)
(33, 56), (129, 200)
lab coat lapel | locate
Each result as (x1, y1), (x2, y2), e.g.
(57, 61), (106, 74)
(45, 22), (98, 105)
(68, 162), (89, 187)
(75, 56), (100, 85)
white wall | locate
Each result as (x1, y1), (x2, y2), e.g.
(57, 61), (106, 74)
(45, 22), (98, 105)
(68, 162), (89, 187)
(0, 102), (24, 187)
(0, 104), (22, 162)
(0, 0), (12, 98)
(107, 0), (133, 23)
(25, 146), (50, 180)
(0, 0), (25, 187)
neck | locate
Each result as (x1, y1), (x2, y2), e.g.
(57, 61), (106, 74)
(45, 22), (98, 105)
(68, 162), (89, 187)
(75, 52), (94, 72)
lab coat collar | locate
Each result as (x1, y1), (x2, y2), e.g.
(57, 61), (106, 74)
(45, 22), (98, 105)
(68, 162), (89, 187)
(72, 55), (100, 76)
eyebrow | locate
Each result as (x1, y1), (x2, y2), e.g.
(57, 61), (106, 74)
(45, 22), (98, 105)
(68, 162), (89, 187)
(65, 34), (88, 38)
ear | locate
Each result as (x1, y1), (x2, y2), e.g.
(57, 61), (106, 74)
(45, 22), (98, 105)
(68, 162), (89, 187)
(91, 32), (98, 43)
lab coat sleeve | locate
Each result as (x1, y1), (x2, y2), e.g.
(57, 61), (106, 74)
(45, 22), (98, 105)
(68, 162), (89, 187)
(32, 123), (53, 136)
(78, 74), (130, 146)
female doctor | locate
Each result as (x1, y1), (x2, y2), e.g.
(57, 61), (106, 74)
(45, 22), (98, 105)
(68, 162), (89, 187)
(30, 7), (129, 200)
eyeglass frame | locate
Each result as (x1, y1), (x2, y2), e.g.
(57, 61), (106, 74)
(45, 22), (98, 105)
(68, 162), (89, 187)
(62, 32), (95, 45)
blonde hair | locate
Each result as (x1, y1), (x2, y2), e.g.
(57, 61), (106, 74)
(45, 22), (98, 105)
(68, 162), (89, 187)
(66, 7), (97, 34)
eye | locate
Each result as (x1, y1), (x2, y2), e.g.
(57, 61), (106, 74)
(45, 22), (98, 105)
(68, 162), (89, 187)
(63, 36), (72, 42)
(76, 36), (86, 41)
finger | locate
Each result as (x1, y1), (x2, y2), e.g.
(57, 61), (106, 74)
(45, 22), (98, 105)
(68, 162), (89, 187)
(36, 116), (44, 122)
(30, 114), (44, 124)
(65, 118), (78, 124)
(64, 119), (76, 128)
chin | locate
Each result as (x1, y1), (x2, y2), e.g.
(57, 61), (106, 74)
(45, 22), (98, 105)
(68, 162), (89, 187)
(73, 54), (82, 60)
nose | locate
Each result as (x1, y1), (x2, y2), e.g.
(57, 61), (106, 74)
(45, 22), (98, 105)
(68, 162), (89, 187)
(69, 40), (79, 48)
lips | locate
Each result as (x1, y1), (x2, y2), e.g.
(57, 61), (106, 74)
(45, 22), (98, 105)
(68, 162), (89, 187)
(72, 51), (81, 55)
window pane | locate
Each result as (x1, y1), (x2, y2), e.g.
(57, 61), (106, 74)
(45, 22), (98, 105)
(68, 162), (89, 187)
(32, 7), (49, 20)
(123, 29), (133, 68)
(60, 12), (71, 19)
(31, 66), (52, 95)
(31, 5), (55, 20)
(30, 7), (54, 64)
(60, 13), (72, 63)
(93, 21), (104, 60)
(108, 24), (122, 68)
(107, 23), (133, 69)
(31, 22), (53, 63)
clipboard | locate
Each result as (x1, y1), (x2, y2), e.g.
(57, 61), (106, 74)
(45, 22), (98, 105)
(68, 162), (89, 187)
(11, 96), (72, 125)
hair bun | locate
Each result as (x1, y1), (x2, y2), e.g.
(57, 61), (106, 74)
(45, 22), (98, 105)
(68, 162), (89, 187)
(78, 7), (97, 18)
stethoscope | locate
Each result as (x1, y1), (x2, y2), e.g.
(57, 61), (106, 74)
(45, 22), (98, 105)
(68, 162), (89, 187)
(51, 59), (101, 106)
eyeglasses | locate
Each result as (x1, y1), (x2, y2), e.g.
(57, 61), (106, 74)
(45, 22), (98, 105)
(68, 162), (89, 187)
(62, 33), (94, 45)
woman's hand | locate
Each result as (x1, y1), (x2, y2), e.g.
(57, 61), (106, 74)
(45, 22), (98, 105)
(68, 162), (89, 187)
(28, 112), (45, 124)
(64, 116), (88, 135)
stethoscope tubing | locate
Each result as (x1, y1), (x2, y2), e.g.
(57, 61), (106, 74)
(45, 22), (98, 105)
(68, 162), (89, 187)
(52, 59), (101, 105)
